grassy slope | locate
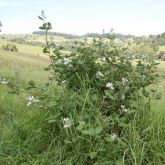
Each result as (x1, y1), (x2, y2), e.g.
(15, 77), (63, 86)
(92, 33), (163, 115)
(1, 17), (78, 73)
(151, 61), (165, 111)
(159, 46), (165, 52)
(0, 41), (44, 56)
(0, 48), (49, 84)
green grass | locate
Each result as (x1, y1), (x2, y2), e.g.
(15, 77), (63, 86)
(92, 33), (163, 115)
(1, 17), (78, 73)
(158, 46), (165, 52)
(151, 61), (165, 112)
(0, 41), (45, 56)
(0, 48), (49, 84)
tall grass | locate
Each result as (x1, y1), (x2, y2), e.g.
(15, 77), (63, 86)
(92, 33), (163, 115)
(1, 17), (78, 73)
(0, 83), (165, 164)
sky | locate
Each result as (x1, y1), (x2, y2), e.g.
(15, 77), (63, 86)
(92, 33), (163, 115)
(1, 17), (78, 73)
(0, 0), (165, 36)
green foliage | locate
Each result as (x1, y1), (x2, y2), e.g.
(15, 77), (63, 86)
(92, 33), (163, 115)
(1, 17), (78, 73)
(2, 43), (18, 52)
(24, 11), (159, 164)
(0, 21), (2, 32)
(126, 42), (157, 59)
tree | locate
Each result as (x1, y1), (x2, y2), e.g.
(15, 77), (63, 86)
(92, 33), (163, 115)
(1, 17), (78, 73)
(0, 21), (2, 32)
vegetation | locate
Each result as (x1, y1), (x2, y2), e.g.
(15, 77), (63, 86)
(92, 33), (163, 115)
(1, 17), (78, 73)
(2, 43), (18, 52)
(0, 21), (2, 32)
(0, 11), (165, 165)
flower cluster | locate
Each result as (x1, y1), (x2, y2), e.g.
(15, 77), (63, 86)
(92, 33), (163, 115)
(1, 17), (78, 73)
(106, 82), (114, 90)
(121, 95), (125, 100)
(61, 80), (66, 84)
(111, 133), (117, 141)
(96, 71), (104, 78)
(120, 105), (127, 113)
(0, 78), (8, 85)
(122, 78), (128, 85)
(63, 58), (71, 65)
(26, 96), (40, 106)
(63, 118), (72, 128)
(79, 121), (85, 125)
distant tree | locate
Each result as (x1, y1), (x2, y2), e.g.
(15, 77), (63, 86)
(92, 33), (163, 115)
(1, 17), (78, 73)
(2, 43), (18, 52)
(0, 21), (2, 32)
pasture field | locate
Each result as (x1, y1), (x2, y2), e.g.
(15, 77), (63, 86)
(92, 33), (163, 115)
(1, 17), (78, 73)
(0, 41), (45, 56)
(151, 61), (165, 111)
(0, 40), (165, 164)
(0, 48), (49, 84)
(159, 45), (165, 52)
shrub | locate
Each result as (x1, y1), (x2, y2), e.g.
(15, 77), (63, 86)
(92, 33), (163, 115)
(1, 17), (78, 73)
(32, 11), (159, 164)
(2, 43), (18, 52)
(2, 11), (159, 164)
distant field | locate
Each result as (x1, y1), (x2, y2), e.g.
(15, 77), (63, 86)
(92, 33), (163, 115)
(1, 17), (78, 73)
(159, 46), (165, 52)
(0, 48), (50, 84)
(150, 61), (165, 111)
(0, 41), (45, 56)
(0, 34), (68, 43)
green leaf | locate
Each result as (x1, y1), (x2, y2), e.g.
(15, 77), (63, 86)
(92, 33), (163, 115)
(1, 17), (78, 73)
(38, 16), (43, 20)
(118, 122), (128, 128)
(47, 22), (52, 30)
(76, 124), (84, 131)
(116, 160), (123, 165)
(89, 152), (97, 159)
(64, 140), (72, 144)
(95, 126), (103, 134)
(43, 47), (49, 53)
(105, 90), (116, 100)
(48, 119), (56, 123)
(39, 26), (45, 30)
(123, 86), (129, 92)
(104, 136), (113, 142)
(81, 126), (103, 136)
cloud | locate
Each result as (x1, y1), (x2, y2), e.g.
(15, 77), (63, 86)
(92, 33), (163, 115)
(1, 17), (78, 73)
(0, 1), (24, 6)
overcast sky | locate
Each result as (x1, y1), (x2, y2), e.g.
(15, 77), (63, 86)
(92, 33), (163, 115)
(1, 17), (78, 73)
(0, 0), (165, 35)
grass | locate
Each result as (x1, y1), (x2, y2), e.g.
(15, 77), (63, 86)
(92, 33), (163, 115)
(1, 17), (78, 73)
(159, 46), (165, 52)
(0, 41), (45, 56)
(151, 61), (165, 112)
(0, 48), (49, 84)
